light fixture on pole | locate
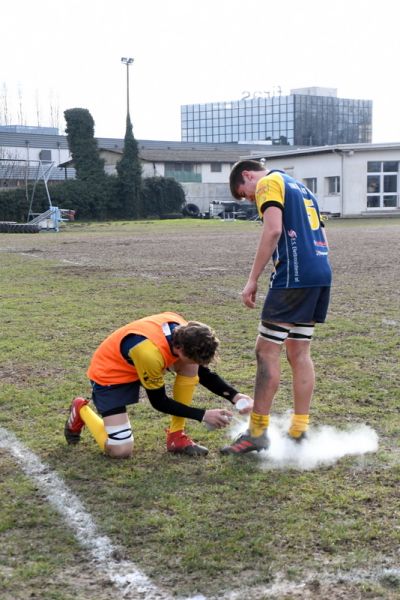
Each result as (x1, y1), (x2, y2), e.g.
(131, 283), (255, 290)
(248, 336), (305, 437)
(121, 57), (134, 117)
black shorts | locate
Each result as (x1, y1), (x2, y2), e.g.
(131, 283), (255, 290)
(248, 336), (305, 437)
(261, 286), (330, 324)
(91, 380), (141, 416)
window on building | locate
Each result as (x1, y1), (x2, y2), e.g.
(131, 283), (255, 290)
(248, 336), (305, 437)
(383, 195), (397, 207)
(367, 196), (380, 208)
(367, 175), (380, 193)
(210, 162), (222, 172)
(165, 162), (201, 178)
(384, 175), (397, 192)
(383, 161), (398, 172)
(303, 177), (317, 194)
(367, 161), (399, 209)
(326, 176), (340, 194)
(367, 161), (381, 172)
(39, 149), (52, 162)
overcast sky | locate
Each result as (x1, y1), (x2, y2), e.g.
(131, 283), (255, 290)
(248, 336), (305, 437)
(1, 0), (400, 142)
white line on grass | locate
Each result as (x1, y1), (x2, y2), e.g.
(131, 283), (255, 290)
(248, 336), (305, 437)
(0, 427), (204, 600)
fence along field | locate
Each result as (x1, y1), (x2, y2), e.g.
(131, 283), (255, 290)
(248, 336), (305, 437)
(0, 218), (399, 600)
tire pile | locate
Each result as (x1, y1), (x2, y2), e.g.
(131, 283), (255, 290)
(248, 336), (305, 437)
(0, 222), (40, 233)
(182, 203), (200, 217)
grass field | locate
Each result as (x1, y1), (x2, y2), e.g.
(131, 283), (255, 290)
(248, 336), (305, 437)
(0, 218), (399, 600)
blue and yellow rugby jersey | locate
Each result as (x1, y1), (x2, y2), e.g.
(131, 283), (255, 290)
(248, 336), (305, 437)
(255, 170), (332, 288)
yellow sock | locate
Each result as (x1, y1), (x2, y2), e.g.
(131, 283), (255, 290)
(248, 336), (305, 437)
(80, 404), (108, 451)
(250, 412), (270, 437)
(169, 374), (199, 433)
(288, 414), (309, 438)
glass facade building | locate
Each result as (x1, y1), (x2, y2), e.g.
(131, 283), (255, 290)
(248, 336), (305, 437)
(181, 88), (372, 146)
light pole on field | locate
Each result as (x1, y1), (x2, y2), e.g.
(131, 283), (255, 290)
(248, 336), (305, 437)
(121, 57), (134, 118)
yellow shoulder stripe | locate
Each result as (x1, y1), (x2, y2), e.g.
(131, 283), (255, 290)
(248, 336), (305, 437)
(128, 339), (166, 390)
(255, 172), (285, 216)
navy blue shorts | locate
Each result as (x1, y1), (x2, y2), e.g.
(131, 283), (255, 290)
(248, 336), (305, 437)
(91, 380), (141, 416)
(261, 286), (330, 324)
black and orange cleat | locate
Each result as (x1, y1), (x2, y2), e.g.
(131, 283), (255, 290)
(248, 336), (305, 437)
(220, 429), (270, 455)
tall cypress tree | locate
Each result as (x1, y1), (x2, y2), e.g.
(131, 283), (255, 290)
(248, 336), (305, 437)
(116, 114), (142, 219)
(64, 108), (110, 219)
(64, 108), (105, 181)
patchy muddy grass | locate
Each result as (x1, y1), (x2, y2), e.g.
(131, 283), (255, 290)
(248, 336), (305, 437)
(0, 218), (399, 599)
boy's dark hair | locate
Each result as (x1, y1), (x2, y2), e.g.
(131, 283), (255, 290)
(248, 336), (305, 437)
(172, 321), (219, 365)
(229, 160), (265, 199)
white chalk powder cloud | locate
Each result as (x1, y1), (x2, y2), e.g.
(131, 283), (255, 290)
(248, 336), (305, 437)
(227, 413), (379, 471)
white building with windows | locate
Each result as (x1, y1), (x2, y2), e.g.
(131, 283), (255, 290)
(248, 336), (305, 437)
(245, 143), (400, 217)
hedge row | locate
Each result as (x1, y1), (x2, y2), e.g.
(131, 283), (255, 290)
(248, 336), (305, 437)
(0, 176), (186, 222)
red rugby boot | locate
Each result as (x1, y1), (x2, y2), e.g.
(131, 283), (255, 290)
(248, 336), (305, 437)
(166, 429), (208, 456)
(64, 397), (89, 445)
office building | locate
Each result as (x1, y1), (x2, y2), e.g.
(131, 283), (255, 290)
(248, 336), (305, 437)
(181, 87), (372, 146)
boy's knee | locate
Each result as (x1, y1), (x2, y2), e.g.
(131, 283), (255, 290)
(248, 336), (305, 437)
(105, 441), (134, 459)
(286, 343), (312, 365)
(255, 339), (281, 364)
(104, 422), (134, 458)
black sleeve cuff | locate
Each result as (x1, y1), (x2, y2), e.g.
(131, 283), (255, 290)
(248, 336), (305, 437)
(146, 386), (205, 422)
(260, 200), (283, 214)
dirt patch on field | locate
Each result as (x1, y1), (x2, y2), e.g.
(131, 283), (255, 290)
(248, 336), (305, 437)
(1, 220), (399, 286)
(1, 224), (254, 279)
(0, 362), (67, 386)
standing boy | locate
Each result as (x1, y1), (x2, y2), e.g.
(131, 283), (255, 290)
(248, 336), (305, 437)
(221, 160), (332, 454)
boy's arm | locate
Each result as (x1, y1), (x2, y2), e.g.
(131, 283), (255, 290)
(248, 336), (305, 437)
(198, 366), (253, 414)
(129, 340), (206, 420)
(198, 365), (238, 403)
(242, 206), (282, 308)
(146, 386), (206, 421)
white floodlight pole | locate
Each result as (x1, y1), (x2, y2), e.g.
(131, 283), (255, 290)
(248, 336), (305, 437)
(121, 57), (134, 117)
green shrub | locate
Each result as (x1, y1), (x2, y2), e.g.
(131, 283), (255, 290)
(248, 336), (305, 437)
(141, 176), (186, 218)
(0, 184), (49, 222)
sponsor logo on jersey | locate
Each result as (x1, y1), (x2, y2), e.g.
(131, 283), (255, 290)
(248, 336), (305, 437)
(257, 183), (270, 196)
(287, 230), (300, 282)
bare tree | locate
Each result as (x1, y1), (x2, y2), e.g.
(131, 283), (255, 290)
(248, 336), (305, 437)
(35, 89), (42, 126)
(0, 147), (20, 159)
(1, 83), (61, 129)
(17, 84), (25, 125)
(1, 83), (11, 125)
(49, 90), (60, 131)
(0, 147), (22, 190)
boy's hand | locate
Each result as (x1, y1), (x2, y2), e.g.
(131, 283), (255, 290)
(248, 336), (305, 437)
(232, 393), (253, 414)
(203, 409), (233, 429)
(242, 280), (257, 308)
